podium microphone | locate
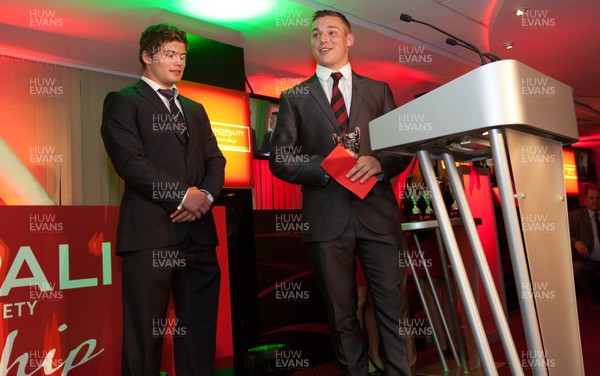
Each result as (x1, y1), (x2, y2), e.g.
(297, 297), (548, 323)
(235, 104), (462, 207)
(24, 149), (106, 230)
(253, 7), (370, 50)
(446, 38), (502, 63)
(483, 52), (502, 63)
(400, 13), (487, 65)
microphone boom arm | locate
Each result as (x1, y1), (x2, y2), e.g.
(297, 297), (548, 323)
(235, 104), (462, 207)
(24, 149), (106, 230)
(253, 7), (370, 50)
(447, 37), (502, 63)
(401, 13), (487, 65)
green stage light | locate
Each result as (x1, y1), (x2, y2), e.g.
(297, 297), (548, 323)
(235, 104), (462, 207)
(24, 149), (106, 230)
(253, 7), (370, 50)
(173, 0), (275, 22)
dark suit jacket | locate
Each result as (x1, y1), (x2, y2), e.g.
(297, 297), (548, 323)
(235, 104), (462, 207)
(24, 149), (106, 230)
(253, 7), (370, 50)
(569, 207), (594, 256)
(269, 72), (410, 242)
(101, 80), (226, 253)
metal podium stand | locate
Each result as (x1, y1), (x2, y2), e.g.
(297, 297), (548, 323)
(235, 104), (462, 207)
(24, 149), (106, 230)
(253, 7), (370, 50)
(402, 218), (483, 372)
(370, 60), (583, 375)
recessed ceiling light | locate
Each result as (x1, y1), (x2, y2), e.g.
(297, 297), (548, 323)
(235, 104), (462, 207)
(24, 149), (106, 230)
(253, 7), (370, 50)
(503, 42), (514, 50)
(513, 7), (527, 17)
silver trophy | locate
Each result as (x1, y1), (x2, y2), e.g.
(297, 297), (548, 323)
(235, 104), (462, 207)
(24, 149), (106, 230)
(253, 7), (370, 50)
(332, 127), (361, 155)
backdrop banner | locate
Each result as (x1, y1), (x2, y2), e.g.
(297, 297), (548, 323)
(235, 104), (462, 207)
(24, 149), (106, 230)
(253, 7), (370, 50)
(0, 205), (232, 375)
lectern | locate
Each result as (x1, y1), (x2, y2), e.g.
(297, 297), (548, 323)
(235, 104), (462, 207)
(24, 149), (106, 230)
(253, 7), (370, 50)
(370, 60), (583, 376)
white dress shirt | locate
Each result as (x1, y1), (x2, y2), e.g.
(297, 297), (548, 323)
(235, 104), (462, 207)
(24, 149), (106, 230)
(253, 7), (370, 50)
(315, 63), (352, 114)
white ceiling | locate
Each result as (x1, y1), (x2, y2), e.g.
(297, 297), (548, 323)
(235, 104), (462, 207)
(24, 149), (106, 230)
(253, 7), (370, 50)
(2, 0), (600, 146)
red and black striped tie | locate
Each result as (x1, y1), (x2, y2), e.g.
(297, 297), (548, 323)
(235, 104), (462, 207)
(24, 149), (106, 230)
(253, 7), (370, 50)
(330, 72), (348, 134)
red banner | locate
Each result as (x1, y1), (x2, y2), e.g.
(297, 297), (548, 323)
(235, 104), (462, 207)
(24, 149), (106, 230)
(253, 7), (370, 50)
(0, 206), (231, 375)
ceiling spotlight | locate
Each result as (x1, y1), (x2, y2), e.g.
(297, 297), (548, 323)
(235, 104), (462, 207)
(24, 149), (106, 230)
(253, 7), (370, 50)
(513, 7), (527, 16)
(503, 42), (514, 50)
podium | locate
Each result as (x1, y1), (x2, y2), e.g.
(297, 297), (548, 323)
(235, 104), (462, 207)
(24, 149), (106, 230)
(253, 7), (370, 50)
(370, 60), (583, 375)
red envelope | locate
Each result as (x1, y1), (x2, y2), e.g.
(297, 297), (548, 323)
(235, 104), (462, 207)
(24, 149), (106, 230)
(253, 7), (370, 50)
(320, 144), (378, 200)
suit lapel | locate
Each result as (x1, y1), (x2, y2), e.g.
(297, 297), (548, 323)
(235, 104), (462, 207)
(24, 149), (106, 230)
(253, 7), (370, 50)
(308, 75), (341, 135)
(349, 72), (365, 133)
(135, 80), (187, 146)
(348, 72), (365, 132)
(308, 72), (365, 135)
(135, 80), (166, 113)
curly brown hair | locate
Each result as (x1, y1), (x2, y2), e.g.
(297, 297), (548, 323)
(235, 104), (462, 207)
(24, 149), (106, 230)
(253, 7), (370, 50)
(139, 24), (188, 68)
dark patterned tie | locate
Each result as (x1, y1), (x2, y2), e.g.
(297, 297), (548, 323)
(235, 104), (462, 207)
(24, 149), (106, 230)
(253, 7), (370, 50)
(330, 72), (349, 134)
(157, 88), (189, 141)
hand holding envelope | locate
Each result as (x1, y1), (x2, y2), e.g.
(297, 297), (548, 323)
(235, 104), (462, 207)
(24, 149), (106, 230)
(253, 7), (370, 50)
(320, 145), (378, 200)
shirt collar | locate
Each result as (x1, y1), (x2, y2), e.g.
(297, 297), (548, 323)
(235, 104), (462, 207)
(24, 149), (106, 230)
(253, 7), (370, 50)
(316, 63), (352, 82)
(587, 208), (599, 218)
(141, 76), (179, 97)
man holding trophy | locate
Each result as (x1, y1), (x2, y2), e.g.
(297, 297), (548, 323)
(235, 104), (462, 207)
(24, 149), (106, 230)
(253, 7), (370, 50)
(269, 9), (415, 376)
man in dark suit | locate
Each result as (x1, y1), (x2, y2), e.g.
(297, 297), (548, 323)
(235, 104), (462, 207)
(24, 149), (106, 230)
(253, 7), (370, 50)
(569, 187), (600, 305)
(101, 24), (226, 375)
(269, 10), (415, 375)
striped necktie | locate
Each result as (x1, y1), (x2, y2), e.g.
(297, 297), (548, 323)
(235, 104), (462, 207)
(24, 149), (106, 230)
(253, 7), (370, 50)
(330, 72), (348, 134)
(157, 88), (189, 141)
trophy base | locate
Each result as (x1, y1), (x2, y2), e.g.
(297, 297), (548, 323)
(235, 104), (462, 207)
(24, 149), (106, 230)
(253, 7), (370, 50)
(422, 214), (434, 221)
(408, 214), (422, 222)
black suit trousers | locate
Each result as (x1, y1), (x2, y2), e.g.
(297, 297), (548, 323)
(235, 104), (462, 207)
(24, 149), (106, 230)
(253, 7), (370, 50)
(573, 258), (600, 305)
(307, 211), (416, 376)
(121, 239), (221, 376)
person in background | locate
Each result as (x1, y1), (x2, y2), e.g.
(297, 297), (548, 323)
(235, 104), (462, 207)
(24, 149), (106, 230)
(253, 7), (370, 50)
(261, 111), (278, 153)
(101, 23), (226, 375)
(269, 9), (415, 375)
(569, 186), (600, 306)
